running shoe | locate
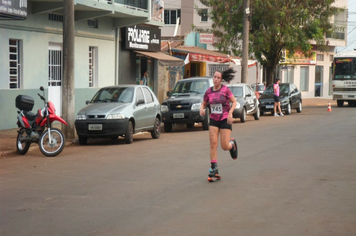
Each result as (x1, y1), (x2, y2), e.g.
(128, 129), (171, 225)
(280, 113), (284, 117)
(274, 113), (279, 117)
(229, 138), (238, 160)
(208, 167), (219, 177)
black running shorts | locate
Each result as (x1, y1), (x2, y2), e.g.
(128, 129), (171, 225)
(274, 95), (280, 102)
(209, 118), (232, 130)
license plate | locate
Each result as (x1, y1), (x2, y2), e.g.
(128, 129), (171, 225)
(266, 105), (274, 109)
(88, 124), (102, 130)
(173, 113), (184, 119)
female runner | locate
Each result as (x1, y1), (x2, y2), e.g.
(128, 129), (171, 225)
(200, 68), (238, 180)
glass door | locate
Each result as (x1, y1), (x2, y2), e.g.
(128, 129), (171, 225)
(315, 66), (323, 97)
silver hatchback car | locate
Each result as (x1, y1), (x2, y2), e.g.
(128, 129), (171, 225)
(75, 85), (161, 145)
(226, 83), (260, 123)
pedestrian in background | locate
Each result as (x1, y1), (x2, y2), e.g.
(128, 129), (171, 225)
(155, 0), (164, 20)
(200, 68), (238, 181)
(274, 78), (284, 117)
(141, 70), (147, 86)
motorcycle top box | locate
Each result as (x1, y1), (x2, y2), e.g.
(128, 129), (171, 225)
(16, 95), (34, 111)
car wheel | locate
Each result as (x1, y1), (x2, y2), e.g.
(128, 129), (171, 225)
(78, 136), (87, 145)
(202, 108), (210, 130)
(151, 117), (161, 139)
(253, 107), (260, 120)
(125, 120), (134, 144)
(296, 101), (302, 113)
(285, 103), (291, 115)
(240, 107), (246, 123)
(337, 100), (344, 107)
(164, 122), (173, 132)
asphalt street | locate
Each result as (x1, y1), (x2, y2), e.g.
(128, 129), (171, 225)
(0, 100), (355, 236)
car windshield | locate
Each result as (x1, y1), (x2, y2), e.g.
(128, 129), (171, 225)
(264, 84), (289, 95)
(172, 80), (209, 94)
(251, 84), (265, 91)
(91, 87), (134, 103)
(229, 87), (243, 97)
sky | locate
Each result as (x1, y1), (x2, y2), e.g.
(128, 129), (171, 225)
(336, 0), (356, 53)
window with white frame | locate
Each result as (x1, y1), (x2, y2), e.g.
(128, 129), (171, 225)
(9, 39), (21, 89)
(300, 66), (309, 91)
(164, 9), (181, 25)
(326, 10), (346, 40)
(200, 9), (208, 22)
(283, 66), (294, 83)
(89, 46), (98, 87)
(316, 54), (324, 61)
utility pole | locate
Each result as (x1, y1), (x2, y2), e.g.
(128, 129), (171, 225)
(62, 0), (75, 139)
(241, 0), (250, 83)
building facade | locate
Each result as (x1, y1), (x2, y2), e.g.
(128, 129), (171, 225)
(161, 0), (260, 85)
(278, 0), (348, 99)
(161, 0), (348, 99)
(0, 0), (184, 130)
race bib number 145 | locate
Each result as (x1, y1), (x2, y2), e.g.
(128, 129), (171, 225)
(211, 104), (223, 114)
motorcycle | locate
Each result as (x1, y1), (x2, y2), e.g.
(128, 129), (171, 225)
(15, 86), (68, 157)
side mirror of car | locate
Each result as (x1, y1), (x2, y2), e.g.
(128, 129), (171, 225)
(86, 100), (90, 105)
(136, 99), (145, 106)
(167, 91), (172, 97)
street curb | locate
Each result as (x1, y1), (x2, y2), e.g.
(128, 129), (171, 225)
(0, 141), (74, 158)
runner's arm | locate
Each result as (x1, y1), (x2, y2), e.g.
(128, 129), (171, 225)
(229, 95), (237, 115)
(200, 101), (207, 116)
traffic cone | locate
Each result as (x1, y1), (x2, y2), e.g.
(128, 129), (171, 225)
(327, 102), (332, 112)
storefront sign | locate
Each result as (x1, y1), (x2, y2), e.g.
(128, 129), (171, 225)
(189, 53), (232, 63)
(281, 50), (316, 65)
(0, 0), (27, 19)
(199, 33), (214, 44)
(125, 25), (161, 52)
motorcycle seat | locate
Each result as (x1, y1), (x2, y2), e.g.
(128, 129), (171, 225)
(24, 111), (37, 122)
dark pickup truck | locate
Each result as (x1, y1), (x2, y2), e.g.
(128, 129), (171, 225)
(161, 77), (213, 132)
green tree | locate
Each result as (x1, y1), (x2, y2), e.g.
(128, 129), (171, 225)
(199, 0), (339, 85)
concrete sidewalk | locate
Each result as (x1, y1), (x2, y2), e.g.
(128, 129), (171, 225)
(0, 98), (336, 157)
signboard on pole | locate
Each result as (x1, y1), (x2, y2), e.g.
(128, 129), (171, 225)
(199, 33), (214, 44)
(0, 0), (27, 19)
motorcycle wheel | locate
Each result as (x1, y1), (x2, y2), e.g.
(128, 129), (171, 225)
(39, 128), (65, 157)
(16, 128), (31, 155)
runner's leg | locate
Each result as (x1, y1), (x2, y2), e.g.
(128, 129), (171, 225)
(209, 126), (220, 161)
(220, 128), (232, 151)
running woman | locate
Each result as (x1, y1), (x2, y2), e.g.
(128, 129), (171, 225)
(200, 68), (238, 180)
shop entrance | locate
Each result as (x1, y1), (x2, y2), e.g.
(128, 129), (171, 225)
(137, 57), (153, 91)
(48, 43), (62, 116)
(184, 62), (206, 78)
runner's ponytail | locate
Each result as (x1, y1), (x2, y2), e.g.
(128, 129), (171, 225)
(221, 68), (236, 83)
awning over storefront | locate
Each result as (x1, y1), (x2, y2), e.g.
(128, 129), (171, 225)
(171, 46), (234, 64)
(231, 58), (258, 68)
(135, 51), (183, 62)
(170, 46), (258, 67)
